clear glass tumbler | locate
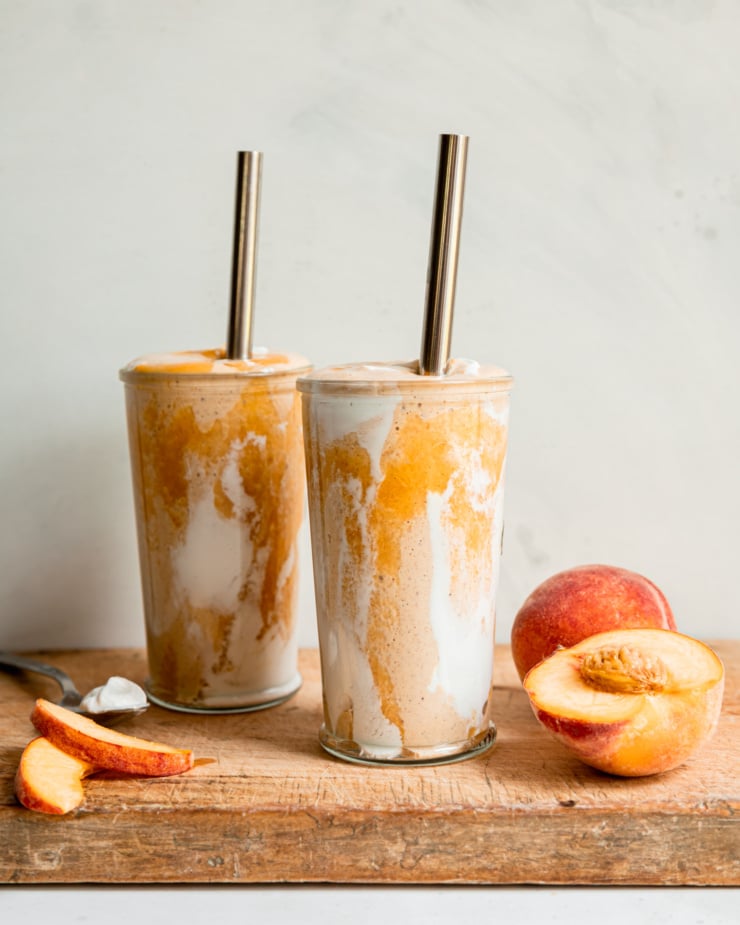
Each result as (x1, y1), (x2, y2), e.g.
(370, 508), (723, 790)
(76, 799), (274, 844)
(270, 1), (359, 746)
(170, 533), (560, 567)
(298, 360), (512, 764)
(121, 349), (310, 712)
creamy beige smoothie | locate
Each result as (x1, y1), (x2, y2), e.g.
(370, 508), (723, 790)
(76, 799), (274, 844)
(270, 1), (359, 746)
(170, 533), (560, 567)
(121, 348), (310, 712)
(298, 358), (511, 764)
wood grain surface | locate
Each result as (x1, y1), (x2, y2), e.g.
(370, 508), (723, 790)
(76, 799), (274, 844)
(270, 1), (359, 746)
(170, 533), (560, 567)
(1, 643), (737, 885)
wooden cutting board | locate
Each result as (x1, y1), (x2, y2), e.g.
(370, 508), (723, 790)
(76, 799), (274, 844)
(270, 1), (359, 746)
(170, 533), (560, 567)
(1, 643), (737, 885)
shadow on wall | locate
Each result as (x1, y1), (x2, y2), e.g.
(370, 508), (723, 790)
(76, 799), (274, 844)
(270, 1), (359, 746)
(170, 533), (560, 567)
(0, 429), (143, 650)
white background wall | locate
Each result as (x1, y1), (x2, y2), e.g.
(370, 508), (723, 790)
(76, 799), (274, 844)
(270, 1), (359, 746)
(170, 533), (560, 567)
(2, 0), (739, 652)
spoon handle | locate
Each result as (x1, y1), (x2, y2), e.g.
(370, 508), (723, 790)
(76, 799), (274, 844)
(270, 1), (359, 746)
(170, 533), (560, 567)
(0, 651), (83, 705)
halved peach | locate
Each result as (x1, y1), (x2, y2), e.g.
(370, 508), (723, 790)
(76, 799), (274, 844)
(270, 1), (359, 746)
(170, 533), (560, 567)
(523, 628), (724, 777)
(15, 736), (97, 815)
(31, 699), (194, 777)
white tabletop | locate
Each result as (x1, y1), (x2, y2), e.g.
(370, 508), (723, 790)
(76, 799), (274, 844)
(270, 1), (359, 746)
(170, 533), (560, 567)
(1, 886), (737, 924)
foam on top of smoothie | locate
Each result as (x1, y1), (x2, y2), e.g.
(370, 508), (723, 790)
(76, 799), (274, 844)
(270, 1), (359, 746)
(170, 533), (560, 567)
(122, 346), (310, 377)
(298, 358), (511, 390)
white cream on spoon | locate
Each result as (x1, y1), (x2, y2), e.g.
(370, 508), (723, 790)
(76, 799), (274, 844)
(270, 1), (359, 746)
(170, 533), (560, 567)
(79, 676), (148, 714)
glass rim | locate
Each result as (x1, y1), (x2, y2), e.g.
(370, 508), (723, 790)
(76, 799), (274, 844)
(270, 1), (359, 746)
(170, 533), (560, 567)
(120, 363), (313, 384)
(297, 372), (513, 396)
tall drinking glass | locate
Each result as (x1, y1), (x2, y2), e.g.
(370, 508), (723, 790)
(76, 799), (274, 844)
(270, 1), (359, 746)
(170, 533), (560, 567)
(121, 349), (310, 712)
(298, 359), (512, 764)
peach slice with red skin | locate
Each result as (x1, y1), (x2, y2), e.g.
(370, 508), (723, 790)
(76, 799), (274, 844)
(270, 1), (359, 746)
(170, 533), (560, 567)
(523, 628), (724, 777)
(15, 736), (97, 815)
(31, 698), (194, 777)
(511, 564), (677, 681)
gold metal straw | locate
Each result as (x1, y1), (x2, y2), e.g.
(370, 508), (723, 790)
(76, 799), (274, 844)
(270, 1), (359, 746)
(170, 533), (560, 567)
(226, 150), (262, 360)
(419, 134), (469, 376)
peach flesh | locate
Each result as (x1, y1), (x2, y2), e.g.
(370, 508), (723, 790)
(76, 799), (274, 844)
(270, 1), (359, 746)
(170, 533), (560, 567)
(31, 698), (194, 777)
(511, 564), (677, 681)
(15, 736), (96, 815)
(523, 628), (724, 777)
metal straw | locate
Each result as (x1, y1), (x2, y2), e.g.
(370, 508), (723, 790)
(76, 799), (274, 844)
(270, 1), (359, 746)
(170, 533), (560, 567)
(226, 150), (262, 360)
(419, 134), (469, 376)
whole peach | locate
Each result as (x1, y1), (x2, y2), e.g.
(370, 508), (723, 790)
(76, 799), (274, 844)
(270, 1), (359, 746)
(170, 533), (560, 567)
(511, 564), (676, 681)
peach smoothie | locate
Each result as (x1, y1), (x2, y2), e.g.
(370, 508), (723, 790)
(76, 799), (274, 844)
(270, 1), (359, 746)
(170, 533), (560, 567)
(120, 348), (310, 712)
(298, 359), (512, 764)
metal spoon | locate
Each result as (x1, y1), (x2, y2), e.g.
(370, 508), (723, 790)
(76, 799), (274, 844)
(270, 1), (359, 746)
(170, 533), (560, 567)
(0, 651), (149, 725)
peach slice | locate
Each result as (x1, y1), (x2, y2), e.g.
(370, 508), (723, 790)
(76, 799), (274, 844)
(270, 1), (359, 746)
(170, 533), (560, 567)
(511, 564), (677, 681)
(523, 628), (724, 777)
(31, 698), (194, 777)
(15, 736), (97, 815)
